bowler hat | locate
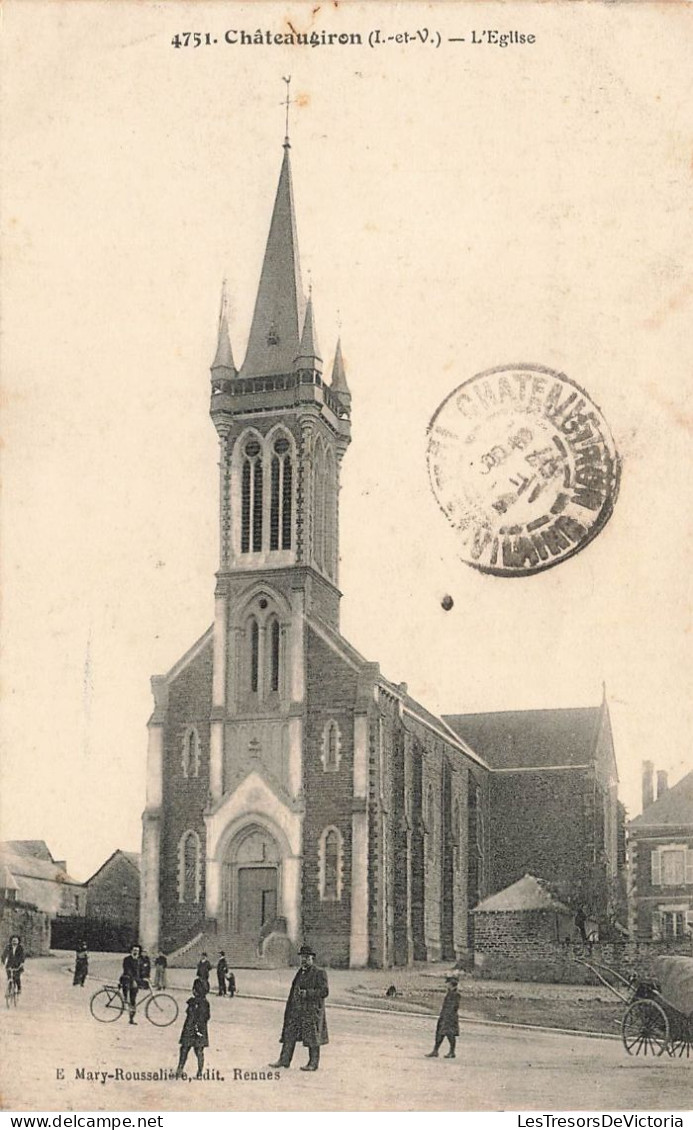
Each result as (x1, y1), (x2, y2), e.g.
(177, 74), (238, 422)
(445, 975), (459, 984)
(298, 943), (316, 956)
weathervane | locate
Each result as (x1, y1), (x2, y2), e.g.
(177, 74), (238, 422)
(281, 75), (293, 148)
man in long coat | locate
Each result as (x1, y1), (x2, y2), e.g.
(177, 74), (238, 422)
(270, 944), (329, 1071)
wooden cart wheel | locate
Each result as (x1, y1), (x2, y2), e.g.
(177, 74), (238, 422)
(621, 999), (669, 1056)
(668, 1038), (692, 1058)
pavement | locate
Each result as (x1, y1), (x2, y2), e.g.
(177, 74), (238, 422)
(1, 955), (690, 1112)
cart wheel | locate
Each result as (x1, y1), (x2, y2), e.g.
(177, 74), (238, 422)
(621, 999), (669, 1056)
(145, 992), (178, 1027)
(90, 987), (124, 1023)
(668, 1039), (692, 1059)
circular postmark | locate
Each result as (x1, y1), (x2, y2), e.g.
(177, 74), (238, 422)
(426, 364), (621, 576)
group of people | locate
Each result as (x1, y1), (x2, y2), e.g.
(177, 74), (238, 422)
(3, 930), (461, 1075)
(192, 950), (237, 998)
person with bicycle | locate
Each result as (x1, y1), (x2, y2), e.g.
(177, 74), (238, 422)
(120, 943), (146, 1025)
(2, 935), (25, 997)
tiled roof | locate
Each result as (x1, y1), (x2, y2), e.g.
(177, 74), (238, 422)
(473, 874), (571, 914)
(442, 707), (602, 770)
(630, 770), (693, 830)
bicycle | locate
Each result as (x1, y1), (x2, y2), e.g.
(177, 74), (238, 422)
(89, 980), (178, 1027)
(5, 968), (21, 1008)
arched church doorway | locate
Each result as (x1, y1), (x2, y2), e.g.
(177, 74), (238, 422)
(222, 825), (282, 939)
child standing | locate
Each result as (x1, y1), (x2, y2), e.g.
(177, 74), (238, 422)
(176, 978), (210, 1079)
(426, 975), (461, 1059)
(73, 941), (89, 987)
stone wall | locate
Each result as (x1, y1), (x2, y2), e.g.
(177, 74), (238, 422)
(474, 934), (693, 984)
(302, 627), (358, 967)
(0, 899), (50, 956)
(160, 641), (213, 950)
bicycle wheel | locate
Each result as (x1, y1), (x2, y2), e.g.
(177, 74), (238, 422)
(145, 992), (178, 1027)
(621, 999), (669, 1056)
(90, 987), (125, 1023)
(5, 980), (17, 1008)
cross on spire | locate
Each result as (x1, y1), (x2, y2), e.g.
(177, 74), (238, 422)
(281, 75), (293, 148)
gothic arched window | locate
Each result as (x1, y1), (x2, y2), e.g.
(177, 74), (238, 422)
(181, 728), (201, 778)
(319, 826), (343, 901)
(270, 436), (293, 551)
(321, 719), (341, 772)
(249, 617), (259, 694)
(426, 784), (436, 856)
(178, 831), (201, 904)
(269, 616), (280, 693)
(241, 438), (263, 553)
(325, 451), (337, 579)
(313, 445), (325, 571)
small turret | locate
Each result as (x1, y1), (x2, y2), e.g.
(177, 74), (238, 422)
(330, 338), (351, 411)
(295, 295), (322, 374)
(210, 282), (236, 382)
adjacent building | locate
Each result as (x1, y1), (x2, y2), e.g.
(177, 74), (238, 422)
(628, 765), (693, 941)
(445, 702), (622, 922)
(84, 849), (141, 949)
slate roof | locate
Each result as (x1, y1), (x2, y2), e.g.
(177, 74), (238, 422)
(0, 843), (81, 886)
(629, 770), (693, 830)
(473, 874), (571, 915)
(241, 145), (306, 378)
(3, 840), (54, 862)
(443, 707), (603, 770)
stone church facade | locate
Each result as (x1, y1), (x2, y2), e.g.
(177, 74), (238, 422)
(140, 136), (619, 968)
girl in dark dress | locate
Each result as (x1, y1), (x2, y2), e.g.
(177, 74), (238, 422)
(73, 941), (88, 987)
(176, 978), (210, 1079)
(426, 975), (461, 1058)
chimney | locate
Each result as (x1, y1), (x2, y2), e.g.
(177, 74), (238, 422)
(642, 760), (654, 811)
(656, 770), (669, 800)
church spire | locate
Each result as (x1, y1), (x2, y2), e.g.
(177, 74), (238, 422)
(295, 293), (322, 372)
(240, 145), (306, 379)
(211, 281), (236, 377)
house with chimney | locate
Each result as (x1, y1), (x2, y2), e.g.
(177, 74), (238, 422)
(628, 763), (693, 942)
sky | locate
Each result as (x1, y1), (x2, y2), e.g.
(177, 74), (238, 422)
(1, 1), (692, 880)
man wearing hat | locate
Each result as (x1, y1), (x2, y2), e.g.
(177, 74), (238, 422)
(426, 974), (461, 1059)
(270, 944), (329, 1071)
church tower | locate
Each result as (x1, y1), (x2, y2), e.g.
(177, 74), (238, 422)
(140, 133), (354, 963)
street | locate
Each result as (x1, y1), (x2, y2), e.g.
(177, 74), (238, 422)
(1, 958), (690, 1112)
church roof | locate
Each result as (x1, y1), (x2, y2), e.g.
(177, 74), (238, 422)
(473, 874), (571, 915)
(443, 707), (603, 770)
(629, 770), (693, 830)
(241, 145), (306, 378)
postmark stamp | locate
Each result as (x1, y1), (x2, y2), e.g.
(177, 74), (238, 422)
(426, 364), (621, 576)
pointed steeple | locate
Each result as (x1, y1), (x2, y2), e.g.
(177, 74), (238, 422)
(211, 281), (236, 377)
(240, 146), (306, 378)
(295, 294), (322, 371)
(330, 338), (350, 399)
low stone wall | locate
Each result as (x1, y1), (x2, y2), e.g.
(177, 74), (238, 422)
(474, 937), (693, 985)
(0, 899), (51, 956)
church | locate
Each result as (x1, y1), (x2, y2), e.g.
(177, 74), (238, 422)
(139, 130), (621, 969)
